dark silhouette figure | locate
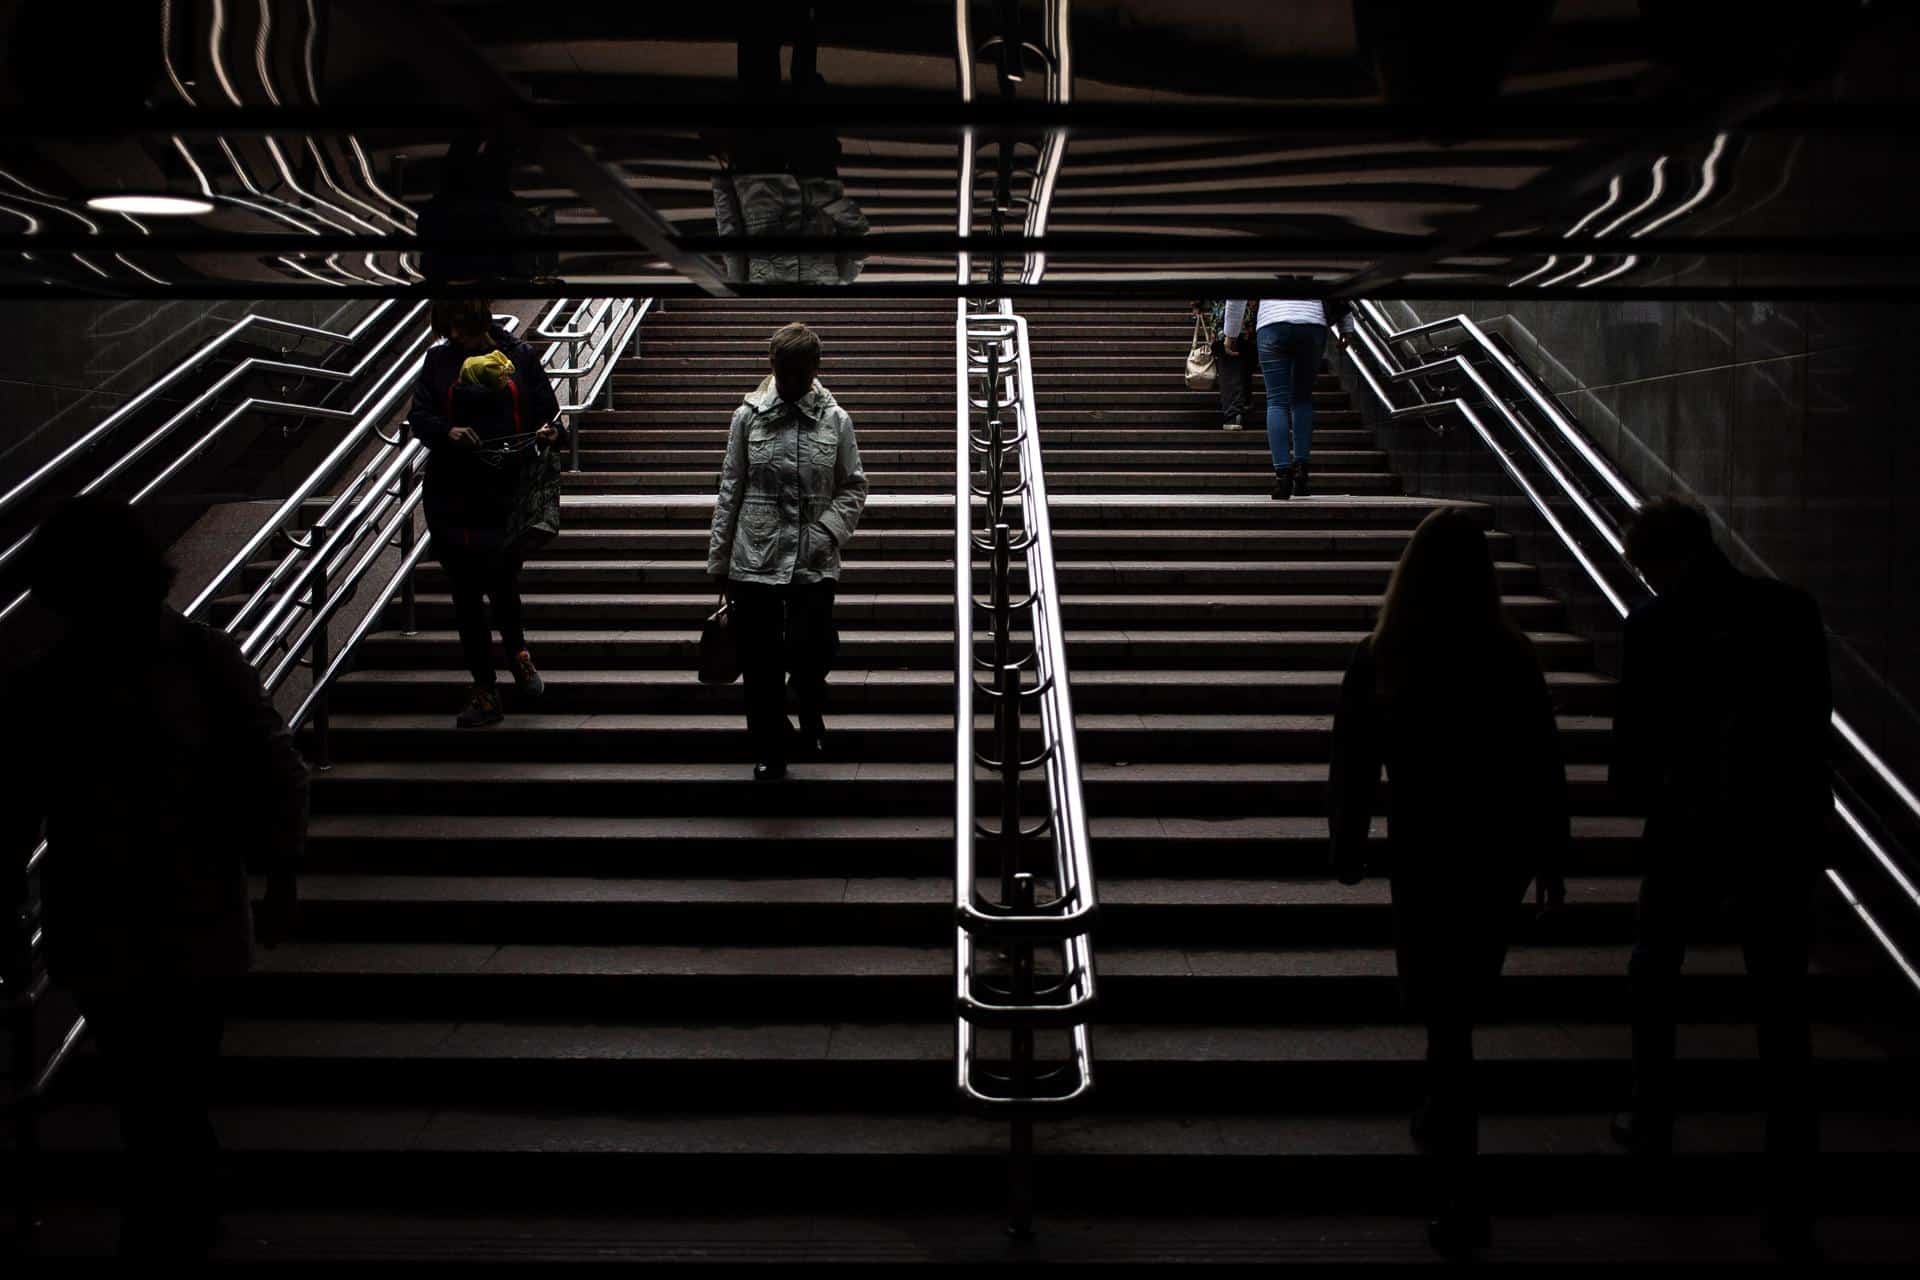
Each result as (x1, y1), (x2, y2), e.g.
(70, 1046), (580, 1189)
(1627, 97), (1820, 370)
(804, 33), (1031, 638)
(2, 496), (307, 1258)
(1328, 507), (1568, 1258)
(409, 298), (564, 729)
(1610, 496), (1829, 1257)
(707, 322), (868, 780)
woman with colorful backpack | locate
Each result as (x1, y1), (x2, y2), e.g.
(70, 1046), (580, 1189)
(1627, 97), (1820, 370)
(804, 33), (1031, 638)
(408, 299), (564, 728)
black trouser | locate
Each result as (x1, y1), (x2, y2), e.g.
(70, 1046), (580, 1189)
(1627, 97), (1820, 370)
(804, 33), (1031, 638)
(1630, 863), (1815, 1158)
(437, 541), (525, 687)
(74, 981), (229, 1255)
(1214, 337), (1256, 423)
(1391, 866), (1530, 1200)
(730, 579), (837, 764)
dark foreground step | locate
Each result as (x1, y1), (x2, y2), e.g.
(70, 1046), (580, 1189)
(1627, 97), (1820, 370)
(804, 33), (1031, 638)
(33, 1106), (1920, 1214)
(253, 873), (1859, 950)
(48, 1017), (1911, 1112)
(216, 940), (1887, 1022)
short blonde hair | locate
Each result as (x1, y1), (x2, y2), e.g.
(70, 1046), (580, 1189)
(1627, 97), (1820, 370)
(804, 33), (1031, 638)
(769, 322), (822, 375)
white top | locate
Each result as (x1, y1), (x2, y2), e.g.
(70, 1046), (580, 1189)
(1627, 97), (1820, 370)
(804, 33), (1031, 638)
(1223, 298), (1327, 336)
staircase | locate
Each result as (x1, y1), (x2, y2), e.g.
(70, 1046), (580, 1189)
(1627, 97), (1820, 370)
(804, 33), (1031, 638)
(33, 297), (1920, 1258)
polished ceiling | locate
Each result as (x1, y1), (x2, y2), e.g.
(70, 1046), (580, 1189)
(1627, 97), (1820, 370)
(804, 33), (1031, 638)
(0, 0), (1911, 299)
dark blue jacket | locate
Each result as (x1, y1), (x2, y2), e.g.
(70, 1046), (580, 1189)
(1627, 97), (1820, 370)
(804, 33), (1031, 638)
(409, 326), (562, 546)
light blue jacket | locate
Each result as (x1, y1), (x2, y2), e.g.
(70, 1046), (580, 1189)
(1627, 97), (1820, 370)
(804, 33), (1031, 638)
(707, 377), (869, 585)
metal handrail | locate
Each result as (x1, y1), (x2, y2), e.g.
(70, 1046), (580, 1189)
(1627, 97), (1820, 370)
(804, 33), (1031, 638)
(950, 0), (1089, 1240)
(0, 302), (397, 522)
(1339, 298), (1920, 995)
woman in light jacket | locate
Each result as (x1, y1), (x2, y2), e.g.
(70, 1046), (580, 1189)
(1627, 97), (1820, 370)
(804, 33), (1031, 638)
(708, 322), (869, 780)
(1327, 507), (1568, 1258)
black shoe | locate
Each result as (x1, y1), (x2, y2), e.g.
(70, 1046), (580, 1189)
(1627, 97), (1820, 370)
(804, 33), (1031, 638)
(799, 719), (828, 759)
(754, 760), (788, 781)
(1427, 1211), (1491, 1259)
(1610, 1110), (1673, 1158)
(1270, 468), (1292, 500)
(455, 685), (505, 729)
(511, 649), (545, 698)
(1292, 459), (1312, 497)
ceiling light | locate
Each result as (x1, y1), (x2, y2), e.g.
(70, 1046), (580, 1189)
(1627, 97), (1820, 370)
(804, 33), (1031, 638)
(85, 193), (214, 216)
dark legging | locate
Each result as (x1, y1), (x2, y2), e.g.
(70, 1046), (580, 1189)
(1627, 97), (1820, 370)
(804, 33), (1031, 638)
(75, 981), (228, 1255)
(437, 541), (525, 686)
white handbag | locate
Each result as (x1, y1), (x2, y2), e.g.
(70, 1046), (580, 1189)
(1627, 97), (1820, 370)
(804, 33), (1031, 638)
(1184, 316), (1218, 391)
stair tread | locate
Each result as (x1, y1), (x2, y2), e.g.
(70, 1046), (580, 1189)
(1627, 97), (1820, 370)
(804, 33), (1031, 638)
(40, 1105), (1920, 1157)
(206, 1017), (1902, 1065)
(245, 940), (1866, 980)
(312, 760), (1614, 786)
(308, 813), (1640, 842)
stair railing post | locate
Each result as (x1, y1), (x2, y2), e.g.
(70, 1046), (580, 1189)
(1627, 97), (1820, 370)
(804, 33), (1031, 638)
(395, 429), (419, 636)
(307, 559), (333, 771)
(567, 409), (581, 474)
(1008, 867), (1037, 1241)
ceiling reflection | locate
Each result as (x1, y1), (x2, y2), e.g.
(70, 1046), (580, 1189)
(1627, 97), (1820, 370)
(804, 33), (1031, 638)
(0, 0), (1913, 298)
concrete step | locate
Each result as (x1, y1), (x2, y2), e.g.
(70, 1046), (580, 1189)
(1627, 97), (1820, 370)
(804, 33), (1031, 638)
(329, 666), (1613, 717)
(306, 760), (1625, 820)
(353, 625), (1590, 671)
(46, 1015), (1907, 1112)
(408, 558), (1535, 593)
(316, 713), (1619, 768)
(300, 811), (1643, 878)
(523, 525), (1513, 560)
(559, 470), (1401, 494)
(589, 407), (1365, 427)
(573, 447), (1391, 471)
(34, 1106), (1920, 1215)
(546, 492), (1465, 528)
(211, 940), (1884, 1023)
(390, 590), (1564, 629)
(577, 426), (1378, 448)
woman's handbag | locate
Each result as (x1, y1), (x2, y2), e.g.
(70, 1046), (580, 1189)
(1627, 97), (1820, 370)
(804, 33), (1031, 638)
(698, 591), (740, 685)
(506, 438), (563, 556)
(1184, 316), (1218, 390)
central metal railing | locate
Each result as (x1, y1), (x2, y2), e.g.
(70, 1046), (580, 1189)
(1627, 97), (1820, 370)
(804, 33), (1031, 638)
(950, 0), (1091, 1241)
(1338, 298), (1920, 996)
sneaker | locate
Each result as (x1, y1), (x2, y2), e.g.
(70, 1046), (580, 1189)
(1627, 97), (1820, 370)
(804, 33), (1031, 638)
(512, 649), (545, 697)
(456, 685), (505, 729)
(1221, 418), (1242, 431)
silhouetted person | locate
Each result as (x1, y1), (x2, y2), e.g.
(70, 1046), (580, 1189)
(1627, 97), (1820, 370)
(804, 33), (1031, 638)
(1191, 299), (1256, 430)
(1328, 507), (1567, 1259)
(2, 496), (307, 1258)
(708, 322), (868, 780)
(1610, 495), (1829, 1258)
(1224, 294), (1328, 498)
(409, 298), (563, 728)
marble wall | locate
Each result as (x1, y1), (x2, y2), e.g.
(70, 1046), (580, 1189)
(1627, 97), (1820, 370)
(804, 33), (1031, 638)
(1361, 297), (1918, 809)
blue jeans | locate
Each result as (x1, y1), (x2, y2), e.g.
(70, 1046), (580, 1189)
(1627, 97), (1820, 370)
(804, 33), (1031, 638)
(1255, 321), (1328, 470)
